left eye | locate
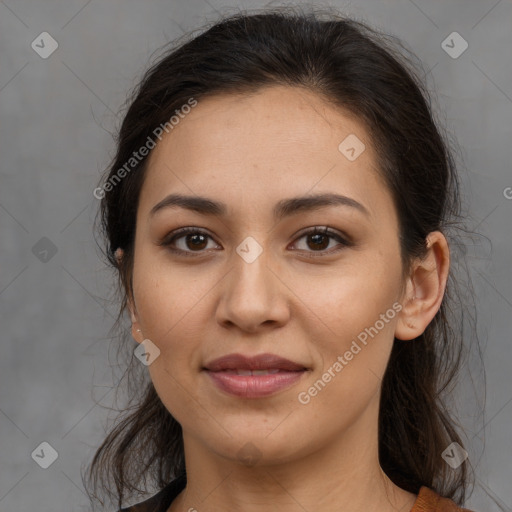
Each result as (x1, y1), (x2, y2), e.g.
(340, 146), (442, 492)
(291, 227), (349, 255)
(159, 227), (349, 257)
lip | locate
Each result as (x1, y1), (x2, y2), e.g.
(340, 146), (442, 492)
(203, 353), (307, 372)
(202, 353), (308, 398)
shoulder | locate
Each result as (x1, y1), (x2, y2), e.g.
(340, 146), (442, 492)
(119, 474), (187, 512)
(413, 486), (477, 512)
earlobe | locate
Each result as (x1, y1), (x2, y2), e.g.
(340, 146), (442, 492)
(394, 231), (450, 341)
(114, 247), (124, 265)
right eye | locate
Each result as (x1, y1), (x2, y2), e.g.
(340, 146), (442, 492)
(158, 227), (221, 256)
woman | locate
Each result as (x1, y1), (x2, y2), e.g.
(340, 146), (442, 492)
(85, 7), (483, 512)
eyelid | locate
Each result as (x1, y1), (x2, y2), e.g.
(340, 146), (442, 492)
(288, 226), (352, 257)
(291, 226), (352, 246)
(158, 226), (352, 257)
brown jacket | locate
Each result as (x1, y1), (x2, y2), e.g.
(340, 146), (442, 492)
(412, 486), (475, 512)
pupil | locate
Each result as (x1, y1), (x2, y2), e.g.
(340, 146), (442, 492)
(309, 233), (328, 250)
(187, 234), (207, 250)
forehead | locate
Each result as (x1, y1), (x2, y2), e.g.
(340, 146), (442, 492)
(139, 85), (393, 223)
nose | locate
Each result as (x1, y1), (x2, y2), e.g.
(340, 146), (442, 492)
(215, 248), (290, 333)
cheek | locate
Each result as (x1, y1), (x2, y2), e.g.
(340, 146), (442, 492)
(133, 269), (206, 421)
(294, 282), (398, 428)
(132, 253), (211, 342)
(290, 252), (401, 334)
(295, 254), (402, 389)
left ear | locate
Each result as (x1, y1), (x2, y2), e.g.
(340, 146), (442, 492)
(395, 231), (450, 341)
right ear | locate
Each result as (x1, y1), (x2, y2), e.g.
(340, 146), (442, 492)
(127, 297), (143, 343)
(116, 247), (143, 344)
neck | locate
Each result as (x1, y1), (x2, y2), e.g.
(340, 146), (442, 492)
(168, 398), (417, 512)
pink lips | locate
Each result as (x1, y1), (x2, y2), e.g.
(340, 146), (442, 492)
(203, 353), (308, 398)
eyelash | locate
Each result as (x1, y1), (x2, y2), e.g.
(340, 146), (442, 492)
(158, 226), (351, 258)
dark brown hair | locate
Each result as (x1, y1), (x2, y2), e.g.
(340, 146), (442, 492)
(84, 5), (484, 511)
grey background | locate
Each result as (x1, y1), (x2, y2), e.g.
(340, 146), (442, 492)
(1, 0), (511, 511)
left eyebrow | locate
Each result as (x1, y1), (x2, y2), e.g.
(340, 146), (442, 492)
(149, 192), (370, 220)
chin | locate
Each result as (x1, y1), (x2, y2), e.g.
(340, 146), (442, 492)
(205, 428), (306, 467)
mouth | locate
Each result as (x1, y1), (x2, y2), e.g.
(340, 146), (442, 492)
(202, 353), (309, 398)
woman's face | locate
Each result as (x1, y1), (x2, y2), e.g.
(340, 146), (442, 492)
(129, 85), (407, 465)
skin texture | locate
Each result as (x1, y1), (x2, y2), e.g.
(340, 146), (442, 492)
(123, 85), (450, 512)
